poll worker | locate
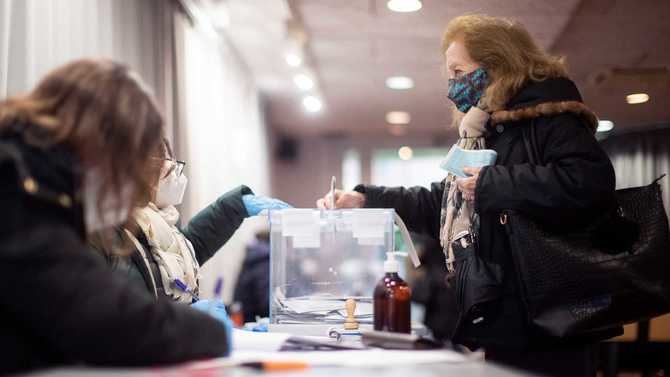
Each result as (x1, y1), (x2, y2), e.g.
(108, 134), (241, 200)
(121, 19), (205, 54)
(0, 59), (233, 375)
(94, 138), (289, 303)
(317, 14), (617, 377)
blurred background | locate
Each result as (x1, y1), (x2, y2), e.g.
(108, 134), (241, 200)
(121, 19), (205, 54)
(1, 0), (669, 374)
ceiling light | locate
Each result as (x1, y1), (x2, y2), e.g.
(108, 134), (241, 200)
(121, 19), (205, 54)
(398, 146), (413, 160)
(387, 0), (422, 13)
(386, 76), (414, 90)
(386, 111), (411, 125)
(293, 74), (315, 91)
(626, 93), (649, 104)
(597, 120), (614, 132)
(302, 96), (323, 113)
(285, 53), (302, 67)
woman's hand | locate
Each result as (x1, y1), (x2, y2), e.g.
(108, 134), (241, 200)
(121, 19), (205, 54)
(242, 194), (292, 216)
(316, 189), (365, 209)
(455, 167), (482, 202)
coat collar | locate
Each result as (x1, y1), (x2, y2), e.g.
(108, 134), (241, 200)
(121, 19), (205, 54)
(489, 77), (598, 134)
(490, 100), (598, 134)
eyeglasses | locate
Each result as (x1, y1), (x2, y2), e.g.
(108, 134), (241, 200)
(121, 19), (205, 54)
(169, 159), (186, 177)
(154, 158), (185, 178)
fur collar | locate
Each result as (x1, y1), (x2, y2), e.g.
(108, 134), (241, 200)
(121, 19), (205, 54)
(490, 100), (598, 134)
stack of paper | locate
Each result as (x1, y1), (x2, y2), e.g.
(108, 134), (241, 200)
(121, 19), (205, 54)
(274, 293), (374, 324)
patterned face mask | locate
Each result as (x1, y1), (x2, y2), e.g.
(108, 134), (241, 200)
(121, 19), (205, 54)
(447, 67), (489, 113)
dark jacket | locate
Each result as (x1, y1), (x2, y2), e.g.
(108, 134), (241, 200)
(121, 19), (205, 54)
(102, 186), (252, 300)
(409, 234), (458, 340)
(0, 123), (229, 375)
(233, 238), (270, 322)
(355, 77), (619, 350)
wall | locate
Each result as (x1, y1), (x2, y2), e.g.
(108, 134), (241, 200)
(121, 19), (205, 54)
(174, 12), (270, 302)
(0, 0), (179, 139)
(270, 132), (457, 208)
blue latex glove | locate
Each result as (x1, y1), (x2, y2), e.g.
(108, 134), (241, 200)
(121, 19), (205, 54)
(191, 300), (233, 353)
(242, 194), (291, 216)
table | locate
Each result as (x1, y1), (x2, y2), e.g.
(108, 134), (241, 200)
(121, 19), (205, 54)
(15, 359), (538, 377)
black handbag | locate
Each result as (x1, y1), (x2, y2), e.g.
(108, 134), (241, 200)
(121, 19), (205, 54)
(502, 121), (670, 339)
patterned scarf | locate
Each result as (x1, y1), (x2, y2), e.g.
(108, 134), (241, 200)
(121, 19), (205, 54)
(439, 108), (489, 273)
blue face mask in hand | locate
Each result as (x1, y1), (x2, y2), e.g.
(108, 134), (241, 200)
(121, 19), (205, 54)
(447, 67), (489, 113)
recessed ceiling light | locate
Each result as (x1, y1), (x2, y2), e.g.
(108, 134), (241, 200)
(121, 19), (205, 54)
(387, 0), (422, 13)
(626, 93), (649, 104)
(398, 146), (414, 160)
(293, 74), (314, 91)
(597, 120), (614, 132)
(389, 124), (408, 136)
(285, 53), (302, 67)
(386, 111), (411, 124)
(386, 76), (414, 90)
(302, 96), (323, 113)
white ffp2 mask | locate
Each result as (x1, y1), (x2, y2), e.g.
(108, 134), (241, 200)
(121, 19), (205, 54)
(155, 170), (188, 208)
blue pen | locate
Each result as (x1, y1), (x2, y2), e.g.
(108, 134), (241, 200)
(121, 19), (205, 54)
(174, 278), (200, 302)
(209, 277), (224, 316)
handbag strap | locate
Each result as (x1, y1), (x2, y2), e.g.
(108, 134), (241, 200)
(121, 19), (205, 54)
(653, 174), (667, 185)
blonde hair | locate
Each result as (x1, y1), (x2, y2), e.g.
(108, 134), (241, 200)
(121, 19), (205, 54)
(442, 14), (568, 111)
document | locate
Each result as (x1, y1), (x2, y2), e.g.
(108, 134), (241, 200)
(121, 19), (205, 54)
(232, 329), (292, 352)
(440, 145), (497, 178)
(186, 349), (470, 370)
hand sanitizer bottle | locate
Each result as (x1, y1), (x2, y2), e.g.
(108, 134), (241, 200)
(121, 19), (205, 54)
(373, 252), (412, 333)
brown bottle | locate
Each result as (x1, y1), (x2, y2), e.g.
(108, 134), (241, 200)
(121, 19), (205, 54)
(373, 252), (411, 333)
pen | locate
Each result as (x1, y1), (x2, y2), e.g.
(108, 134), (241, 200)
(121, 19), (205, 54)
(329, 175), (336, 209)
(241, 361), (309, 372)
(174, 278), (200, 302)
(209, 277), (223, 316)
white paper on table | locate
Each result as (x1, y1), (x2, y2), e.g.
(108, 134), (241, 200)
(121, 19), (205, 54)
(186, 349), (470, 370)
(232, 329), (291, 352)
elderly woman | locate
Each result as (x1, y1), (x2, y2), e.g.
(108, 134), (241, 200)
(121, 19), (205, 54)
(318, 15), (616, 377)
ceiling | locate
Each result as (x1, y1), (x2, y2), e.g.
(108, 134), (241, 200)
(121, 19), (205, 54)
(222, 0), (670, 137)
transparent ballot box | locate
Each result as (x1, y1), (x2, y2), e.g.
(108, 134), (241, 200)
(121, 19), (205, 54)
(269, 209), (395, 326)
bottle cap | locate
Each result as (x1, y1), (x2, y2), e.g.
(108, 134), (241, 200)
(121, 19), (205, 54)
(384, 252), (402, 273)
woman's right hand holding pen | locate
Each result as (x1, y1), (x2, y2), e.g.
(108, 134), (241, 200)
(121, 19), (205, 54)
(316, 189), (365, 209)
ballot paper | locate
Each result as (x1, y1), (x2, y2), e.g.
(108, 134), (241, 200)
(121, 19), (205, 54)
(440, 144), (497, 178)
(185, 349), (471, 370)
(232, 329), (292, 352)
(274, 291), (374, 324)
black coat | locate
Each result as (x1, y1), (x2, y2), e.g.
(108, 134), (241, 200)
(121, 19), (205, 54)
(355, 77), (620, 350)
(0, 123), (229, 375)
(102, 186), (252, 300)
(233, 239), (270, 323)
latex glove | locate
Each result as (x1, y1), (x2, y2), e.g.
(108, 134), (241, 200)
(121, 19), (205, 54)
(191, 300), (233, 351)
(242, 194), (291, 216)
